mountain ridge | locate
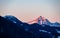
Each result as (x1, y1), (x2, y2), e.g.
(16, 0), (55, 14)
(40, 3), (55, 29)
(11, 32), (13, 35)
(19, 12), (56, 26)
(0, 15), (60, 38)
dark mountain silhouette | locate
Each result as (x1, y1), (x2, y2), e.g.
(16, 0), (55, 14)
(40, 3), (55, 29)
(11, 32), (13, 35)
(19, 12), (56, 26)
(0, 16), (34, 38)
(0, 15), (60, 38)
(4, 15), (23, 24)
(45, 19), (60, 27)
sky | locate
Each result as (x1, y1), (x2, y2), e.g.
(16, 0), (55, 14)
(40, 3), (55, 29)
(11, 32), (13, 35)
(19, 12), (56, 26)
(0, 0), (60, 22)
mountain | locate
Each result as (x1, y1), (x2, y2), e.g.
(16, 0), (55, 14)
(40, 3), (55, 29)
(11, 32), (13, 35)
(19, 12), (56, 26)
(0, 16), (34, 38)
(4, 15), (23, 24)
(0, 15), (60, 38)
(4, 15), (60, 27)
(37, 16), (60, 27)
(45, 19), (60, 27)
(44, 19), (52, 25)
(53, 22), (60, 27)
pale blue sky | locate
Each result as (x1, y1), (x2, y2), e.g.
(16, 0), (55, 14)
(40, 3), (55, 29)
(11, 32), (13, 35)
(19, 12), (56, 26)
(0, 0), (60, 22)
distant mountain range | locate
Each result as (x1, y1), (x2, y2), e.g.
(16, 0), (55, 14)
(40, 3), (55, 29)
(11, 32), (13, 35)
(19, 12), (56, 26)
(0, 15), (60, 38)
(4, 15), (60, 27)
(45, 19), (60, 27)
(35, 16), (60, 27)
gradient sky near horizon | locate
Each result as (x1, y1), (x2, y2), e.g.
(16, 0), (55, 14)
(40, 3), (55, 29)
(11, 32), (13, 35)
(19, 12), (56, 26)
(0, 0), (60, 22)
